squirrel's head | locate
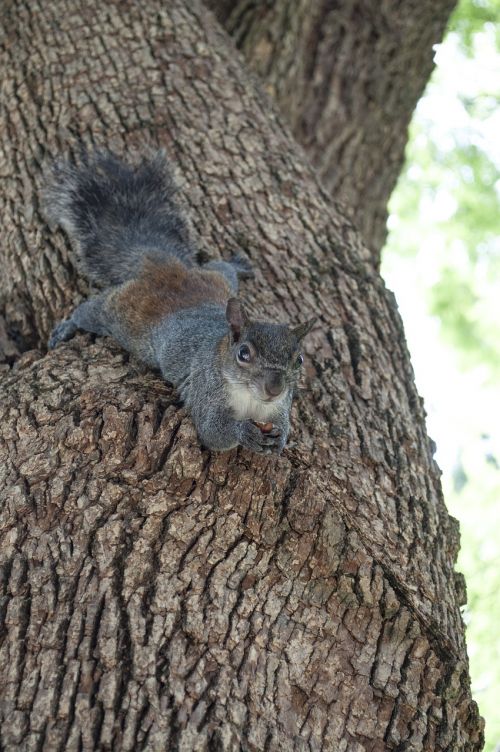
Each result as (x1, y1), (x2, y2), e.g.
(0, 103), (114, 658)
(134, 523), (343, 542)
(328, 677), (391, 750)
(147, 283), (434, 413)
(221, 298), (315, 406)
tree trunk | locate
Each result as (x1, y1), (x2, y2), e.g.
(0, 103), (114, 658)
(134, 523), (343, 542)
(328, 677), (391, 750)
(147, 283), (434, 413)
(206, 0), (457, 265)
(0, 1), (483, 750)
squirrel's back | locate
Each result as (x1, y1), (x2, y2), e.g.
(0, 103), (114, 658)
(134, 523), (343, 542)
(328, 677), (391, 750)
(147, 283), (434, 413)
(42, 150), (195, 286)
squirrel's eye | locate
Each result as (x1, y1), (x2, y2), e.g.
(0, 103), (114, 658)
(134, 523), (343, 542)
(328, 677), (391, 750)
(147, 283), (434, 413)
(295, 354), (304, 368)
(237, 344), (251, 363)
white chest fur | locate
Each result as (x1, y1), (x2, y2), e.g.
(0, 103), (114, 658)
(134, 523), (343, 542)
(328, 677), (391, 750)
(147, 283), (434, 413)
(226, 382), (281, 422)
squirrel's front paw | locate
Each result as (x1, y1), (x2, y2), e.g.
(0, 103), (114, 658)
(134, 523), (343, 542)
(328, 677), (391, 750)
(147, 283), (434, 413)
(239, 421), (285, 455)
(48, 319), (78, 349)
(231, 252), (254, 279)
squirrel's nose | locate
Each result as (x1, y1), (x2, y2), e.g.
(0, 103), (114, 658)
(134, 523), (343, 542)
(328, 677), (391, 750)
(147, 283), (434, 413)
(265, 370), (285, 398)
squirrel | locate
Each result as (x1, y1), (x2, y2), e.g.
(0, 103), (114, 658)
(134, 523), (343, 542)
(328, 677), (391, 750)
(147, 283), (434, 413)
(42, 150), (315, 454)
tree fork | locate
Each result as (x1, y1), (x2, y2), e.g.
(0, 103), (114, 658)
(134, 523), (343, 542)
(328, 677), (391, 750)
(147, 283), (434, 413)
(0, 0), (482, 750)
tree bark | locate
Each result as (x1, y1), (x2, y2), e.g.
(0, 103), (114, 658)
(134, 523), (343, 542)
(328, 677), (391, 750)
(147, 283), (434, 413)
(206, 0), (457, 265)
(0, 1), (483, 750)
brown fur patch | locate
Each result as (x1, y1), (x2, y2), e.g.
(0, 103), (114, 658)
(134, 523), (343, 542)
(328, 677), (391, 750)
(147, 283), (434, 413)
(112, 257), (231, 334)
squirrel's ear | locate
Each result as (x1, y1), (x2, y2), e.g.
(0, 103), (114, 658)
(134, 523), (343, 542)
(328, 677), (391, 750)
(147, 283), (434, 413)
(226, 298), (249, 342)
(291, 317), (316, 340)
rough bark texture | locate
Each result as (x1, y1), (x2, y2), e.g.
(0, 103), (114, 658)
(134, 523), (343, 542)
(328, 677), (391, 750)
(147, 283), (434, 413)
(206, 0), (457, 264)
(0, 1), (483, 750)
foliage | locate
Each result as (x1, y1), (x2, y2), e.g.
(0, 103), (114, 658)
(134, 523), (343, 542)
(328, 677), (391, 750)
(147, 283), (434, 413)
(449, 0), (500, 55)
(385, 22), (500, 382)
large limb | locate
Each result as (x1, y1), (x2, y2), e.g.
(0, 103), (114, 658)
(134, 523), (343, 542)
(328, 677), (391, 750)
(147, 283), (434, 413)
(207, 0), (457, 265)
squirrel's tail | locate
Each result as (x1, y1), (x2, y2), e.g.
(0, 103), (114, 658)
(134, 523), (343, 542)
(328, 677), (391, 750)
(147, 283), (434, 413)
(42, 150), (195, 286)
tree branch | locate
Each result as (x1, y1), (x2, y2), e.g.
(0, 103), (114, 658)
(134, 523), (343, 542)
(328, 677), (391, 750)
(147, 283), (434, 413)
(207, 0), (457, 265)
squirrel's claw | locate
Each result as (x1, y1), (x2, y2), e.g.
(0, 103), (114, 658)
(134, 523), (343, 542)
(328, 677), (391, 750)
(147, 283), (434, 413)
(239, 420), (285, 455)
(48, 319), (78, 349)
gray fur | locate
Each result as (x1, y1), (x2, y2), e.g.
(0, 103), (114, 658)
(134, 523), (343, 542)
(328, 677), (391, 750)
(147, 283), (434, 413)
(45, 151), (311, 454)
(203, 253), (254, 292)
(48, 296), (109, 349)
(152, 307), (292, 451)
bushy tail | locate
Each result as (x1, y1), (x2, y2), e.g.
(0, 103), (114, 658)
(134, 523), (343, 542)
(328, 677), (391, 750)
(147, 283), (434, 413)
(42, 150), (195, 286)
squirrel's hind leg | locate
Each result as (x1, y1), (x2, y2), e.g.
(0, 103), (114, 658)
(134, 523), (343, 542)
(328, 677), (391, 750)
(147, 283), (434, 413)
(203, 253), (254, 293)
(49, 295), (109, 349)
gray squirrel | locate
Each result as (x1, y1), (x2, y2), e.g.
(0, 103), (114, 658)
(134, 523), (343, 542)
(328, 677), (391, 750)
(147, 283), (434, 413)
(42, 150), (315, 454)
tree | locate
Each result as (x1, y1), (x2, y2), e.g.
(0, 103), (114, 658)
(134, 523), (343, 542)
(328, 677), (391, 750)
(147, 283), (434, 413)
(0, 0), (483, 750)
(206, 0), (457, 265)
